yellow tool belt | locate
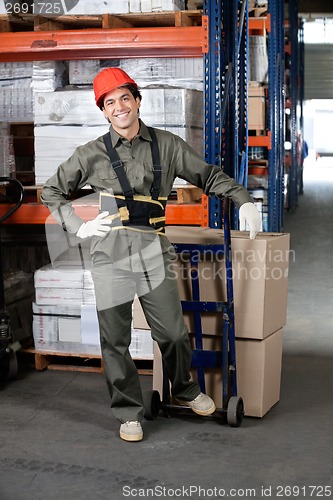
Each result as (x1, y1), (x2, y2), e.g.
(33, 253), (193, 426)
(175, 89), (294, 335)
(99, 192), (167, 233)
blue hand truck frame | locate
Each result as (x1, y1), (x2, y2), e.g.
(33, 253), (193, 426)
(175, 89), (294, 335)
(143, 198), (244, 427)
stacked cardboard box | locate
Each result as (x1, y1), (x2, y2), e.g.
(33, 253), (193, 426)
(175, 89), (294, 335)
(145, 227), (290, 417)
(248, 82), (266, 131)
(33, 264), (154, 359)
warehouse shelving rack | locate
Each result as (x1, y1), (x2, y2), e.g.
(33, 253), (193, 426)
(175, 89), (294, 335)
(0, 1), (286, 231)
(286, 0), (304, 211)
(0, 10), (210, 227)
(248, 0), (285, 232)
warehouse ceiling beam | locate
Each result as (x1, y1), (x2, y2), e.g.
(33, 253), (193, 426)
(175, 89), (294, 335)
(0, 24), (208, 62)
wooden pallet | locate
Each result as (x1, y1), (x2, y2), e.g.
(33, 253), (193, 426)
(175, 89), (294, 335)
(0, 9), (202, 32)
(20, 347), (153, 375)
(175, 185), (203, 204)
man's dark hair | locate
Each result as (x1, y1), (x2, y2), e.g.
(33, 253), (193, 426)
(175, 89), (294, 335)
(125, 83), (142, 102)
(100, 83), (142, 110)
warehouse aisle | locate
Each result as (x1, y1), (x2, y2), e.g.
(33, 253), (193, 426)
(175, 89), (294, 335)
(284, 158), (333, 355)
(1, 162), (333, 500)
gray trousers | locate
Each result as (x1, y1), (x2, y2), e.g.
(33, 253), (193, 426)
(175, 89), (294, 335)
(91, 250), (200, 423)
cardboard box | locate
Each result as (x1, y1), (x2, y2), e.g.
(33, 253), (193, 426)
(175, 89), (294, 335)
(153, 328), (283, 417)
(165, 227), (290, 340)
(248, 83), (266, 130)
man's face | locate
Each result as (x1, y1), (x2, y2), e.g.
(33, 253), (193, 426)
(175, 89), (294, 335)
(102, 86), (140, 137)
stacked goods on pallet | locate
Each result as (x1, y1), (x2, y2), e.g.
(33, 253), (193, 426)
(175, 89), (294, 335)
(0, 62), (34, 122)
(32, 264), (154, 359)
(248, 30), (268, 228)
(4, 271), (35, 344)
(120, 57), (204, 166)
(0, 122), (15, 177)
(33, 87), (108, 183)
(33, 58), (203, 185)
(150, 227), (290, 417)
(248, 81), (266, 131)
(63, 0), (185, 14)
(31, 61), (69, 93)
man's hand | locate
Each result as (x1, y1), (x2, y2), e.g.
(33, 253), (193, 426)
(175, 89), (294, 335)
(76, 211), (111, 239)
(239, 202), (261, 240)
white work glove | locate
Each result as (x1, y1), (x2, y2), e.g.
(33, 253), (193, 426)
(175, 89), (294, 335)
(76, 211), (111, 239)
(239, 202), (262, 240)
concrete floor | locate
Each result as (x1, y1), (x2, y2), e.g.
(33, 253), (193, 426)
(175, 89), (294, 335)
(1, 161), (333, 500)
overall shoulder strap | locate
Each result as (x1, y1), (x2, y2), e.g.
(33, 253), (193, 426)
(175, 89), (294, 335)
(147, 127), (162, 200)
(102, 132), (134, 199)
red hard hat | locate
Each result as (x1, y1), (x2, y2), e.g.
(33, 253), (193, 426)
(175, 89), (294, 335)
(93, 68), (137, 108)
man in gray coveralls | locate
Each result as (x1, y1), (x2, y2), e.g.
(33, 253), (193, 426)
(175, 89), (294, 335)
(41, 68), (261, 442)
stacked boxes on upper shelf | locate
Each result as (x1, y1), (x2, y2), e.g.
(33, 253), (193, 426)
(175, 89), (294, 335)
(33, 57), (204, 185)
(248, 21), (269, 231)
(0, 62), (34, 123)
(59, 0), (185, 14)
(32, 263), (154, 359)
(0, 122), (15, 177)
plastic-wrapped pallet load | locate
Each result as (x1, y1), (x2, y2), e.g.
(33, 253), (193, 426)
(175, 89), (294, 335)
(34, 124), (109, 184)
(33, 86), (203, 183)
(249, 35), (268, 84)
(0, 62), (34, 122)
(0, 122), (15, 177)
(119, 58), (203, 90)
(31, 61), (69, 93)
(248, 82), (266, 131)
(33, 265), (154, 358)
(65, 0), (184, 14)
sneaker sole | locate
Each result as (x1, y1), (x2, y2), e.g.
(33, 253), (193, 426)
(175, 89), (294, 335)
(119, 430), (143, 442)
(176, 399), (216, 416)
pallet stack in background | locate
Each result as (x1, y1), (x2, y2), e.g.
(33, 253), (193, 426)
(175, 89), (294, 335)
(33, 57), (204, 184)
(0, 122), (15, 177)
(60, 0), (186, 14)
(32, 264), (154, 360)
(0, 62), (34, 123)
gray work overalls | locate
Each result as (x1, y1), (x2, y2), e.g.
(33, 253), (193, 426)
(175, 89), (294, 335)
(91, 129), (201, 423)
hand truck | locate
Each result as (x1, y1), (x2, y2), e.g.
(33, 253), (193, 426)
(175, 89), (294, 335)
(0, 177), (24, 382)
(143, 198), (244, 427)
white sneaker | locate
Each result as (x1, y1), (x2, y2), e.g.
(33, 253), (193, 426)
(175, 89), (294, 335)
(176, 393), (216, 416)
(119, 421), (143, 442)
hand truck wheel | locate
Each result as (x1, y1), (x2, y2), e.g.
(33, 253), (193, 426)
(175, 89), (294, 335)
(227, 396), (244, 427)
(143, 390), (161, 420)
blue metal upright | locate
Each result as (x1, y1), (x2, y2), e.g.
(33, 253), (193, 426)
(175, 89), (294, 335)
(203, 0), (224, 229)
(287, 0), (299, 212)
(203, 0), (248, 230)
(267, 0), (285, 231)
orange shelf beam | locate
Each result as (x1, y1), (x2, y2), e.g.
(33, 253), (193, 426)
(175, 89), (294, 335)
(0, 25), (207, 62)
(248, 15), (270, 34)
(248, 132), (271, 149)
(1, 199), (208, 226)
